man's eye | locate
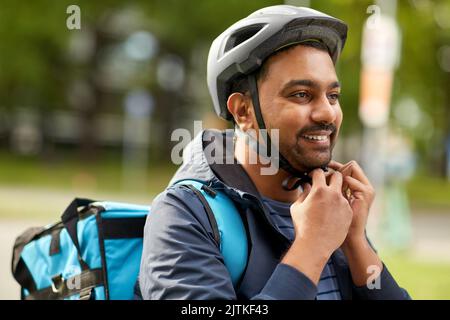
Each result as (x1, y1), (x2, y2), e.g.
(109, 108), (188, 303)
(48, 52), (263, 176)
(328, 93), (340, 100)
(292, 92), (309, 99)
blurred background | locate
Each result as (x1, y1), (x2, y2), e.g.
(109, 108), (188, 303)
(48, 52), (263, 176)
(0, 0), (449, 299)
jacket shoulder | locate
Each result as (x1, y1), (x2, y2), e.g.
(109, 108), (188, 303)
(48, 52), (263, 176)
(148, 184), (218, 246)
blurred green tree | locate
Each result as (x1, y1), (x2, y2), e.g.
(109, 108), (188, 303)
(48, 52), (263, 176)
(0, 0), (449, 177)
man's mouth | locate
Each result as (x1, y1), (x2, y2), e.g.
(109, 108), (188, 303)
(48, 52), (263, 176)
(300, 131), (332, 144)
(302, 134), (328, 141)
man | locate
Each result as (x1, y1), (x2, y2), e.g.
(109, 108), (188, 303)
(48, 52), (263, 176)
(139, 5), (410, 300)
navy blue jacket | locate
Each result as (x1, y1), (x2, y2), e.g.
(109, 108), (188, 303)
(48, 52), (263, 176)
(139, 129), (411, 300)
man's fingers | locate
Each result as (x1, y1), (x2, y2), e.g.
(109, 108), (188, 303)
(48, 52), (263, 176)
(328, 171), (343, 190)
(328, 160), (351, 192)
(328, 160), (353, 174)
(344, 175), (364, 189)
(297, 183), (312, 202)
(344, 176), (375, 201)
(310, 168), (326, 187)
(346, 161), (370, 185)
(328, 160), (353, 190)
(327, 160), (345, 171)
(330, 160), (371, 191)
(325, 169), (335, 185)
(340, 165), (352, 192)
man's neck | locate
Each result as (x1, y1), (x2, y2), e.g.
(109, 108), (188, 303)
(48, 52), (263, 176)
(234, 136), (301, 203)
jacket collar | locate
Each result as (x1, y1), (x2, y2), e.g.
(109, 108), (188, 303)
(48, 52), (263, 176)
(202, 130), (292, 245)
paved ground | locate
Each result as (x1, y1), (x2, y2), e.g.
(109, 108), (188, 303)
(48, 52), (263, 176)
(0, 186), (449, 299)
(408, 213), (450, 262)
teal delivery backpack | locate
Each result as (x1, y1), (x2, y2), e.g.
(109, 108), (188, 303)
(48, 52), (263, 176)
(11, 180), (248, 300)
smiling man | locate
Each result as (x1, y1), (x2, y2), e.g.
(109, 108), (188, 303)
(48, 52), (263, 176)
(139, 5), (410, 300)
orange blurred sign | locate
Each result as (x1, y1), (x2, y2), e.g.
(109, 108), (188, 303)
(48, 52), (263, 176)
(359, 14), (400, 127)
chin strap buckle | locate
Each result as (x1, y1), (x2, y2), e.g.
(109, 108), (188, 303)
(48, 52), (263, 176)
(281, 166), (329, 191)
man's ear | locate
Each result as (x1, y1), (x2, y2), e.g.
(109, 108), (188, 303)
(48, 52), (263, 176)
(227, 92), (254, 131)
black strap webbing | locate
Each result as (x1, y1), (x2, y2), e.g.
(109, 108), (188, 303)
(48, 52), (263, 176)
(49, 227), (63, 256)
(11, 227), (45, 291)
(247, 74), (312, 188)
(102, 217), (147, 239)
(13, 258), (38, 293)
(25, 268), (104, 300)
(184, 184), (221, 246)
(61, 198), (95, 270)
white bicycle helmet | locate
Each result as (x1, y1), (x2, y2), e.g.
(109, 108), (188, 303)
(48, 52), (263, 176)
(207, 5), (348, 188)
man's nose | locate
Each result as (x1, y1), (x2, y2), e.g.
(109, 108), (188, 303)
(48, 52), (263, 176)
(310, 97), (337, 124)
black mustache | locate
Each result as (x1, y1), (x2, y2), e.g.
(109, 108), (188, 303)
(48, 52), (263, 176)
(297, 124), (336, 138)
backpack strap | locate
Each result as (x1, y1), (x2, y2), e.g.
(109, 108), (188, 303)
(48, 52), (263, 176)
(60, 198), (96, 271)
(174, 179), (248, 287)
(24, 268), (104, 300)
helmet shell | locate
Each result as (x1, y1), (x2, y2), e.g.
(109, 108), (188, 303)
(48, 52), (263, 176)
(207, 5), (348, 121)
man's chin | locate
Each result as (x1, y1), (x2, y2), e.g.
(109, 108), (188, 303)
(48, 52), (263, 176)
(292, 156), (331, 172)
(281, 146), (332, 173)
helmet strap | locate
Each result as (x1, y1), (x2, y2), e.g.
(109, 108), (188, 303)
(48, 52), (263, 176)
(247, 74), (313, 190)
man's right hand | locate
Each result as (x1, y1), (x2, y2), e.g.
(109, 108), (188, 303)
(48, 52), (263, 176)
(281, 169), (353, 284)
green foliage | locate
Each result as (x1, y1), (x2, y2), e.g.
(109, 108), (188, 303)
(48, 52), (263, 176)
(0, 0), (449, 176)
(406, 175), (450, 209)
(0, 150), (176, 195)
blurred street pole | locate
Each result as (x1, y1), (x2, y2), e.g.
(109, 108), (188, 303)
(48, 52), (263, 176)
(359, 0), (412, 248)
(123, 90), (154, 192)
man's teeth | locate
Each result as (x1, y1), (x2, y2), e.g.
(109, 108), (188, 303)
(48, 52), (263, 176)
(303, 135), (328, 141)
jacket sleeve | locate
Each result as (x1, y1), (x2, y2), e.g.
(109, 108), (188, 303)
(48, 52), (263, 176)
(349, 234), (412, 300)
(352, 263), (411, 300)
(139, 186), (318, 300)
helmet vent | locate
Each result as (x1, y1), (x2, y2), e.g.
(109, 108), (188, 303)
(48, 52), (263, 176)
(223, 24), (266, 54)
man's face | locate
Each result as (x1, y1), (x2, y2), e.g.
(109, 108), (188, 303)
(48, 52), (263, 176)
(256, 45), (342, 173)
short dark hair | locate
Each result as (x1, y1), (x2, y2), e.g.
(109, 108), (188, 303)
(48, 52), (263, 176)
(229, 40), (330, 95)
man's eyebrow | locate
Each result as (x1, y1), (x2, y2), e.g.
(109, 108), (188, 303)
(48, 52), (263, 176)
(280, 79), (341, 91)
(281, 79), (316, 90)
(329, 81), (341, 89)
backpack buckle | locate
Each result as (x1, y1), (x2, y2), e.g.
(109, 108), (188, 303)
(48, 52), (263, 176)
(79, 287), (94, 300)
(51, 274), (64, 293)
